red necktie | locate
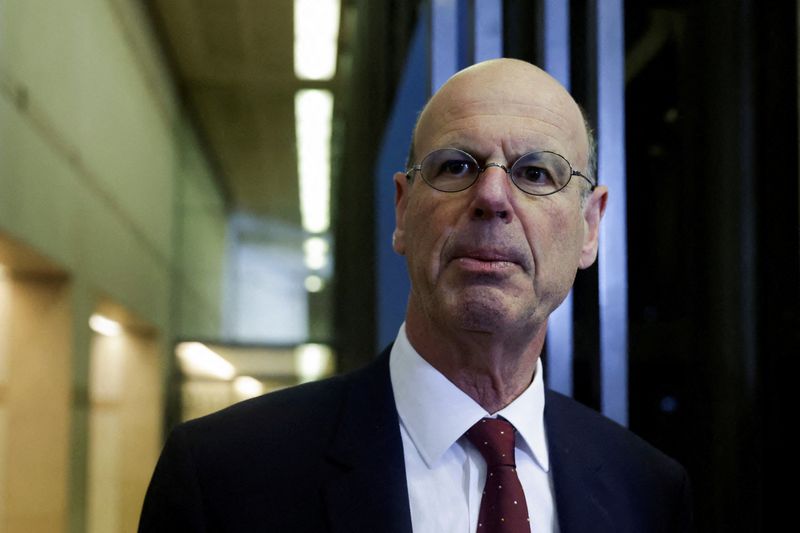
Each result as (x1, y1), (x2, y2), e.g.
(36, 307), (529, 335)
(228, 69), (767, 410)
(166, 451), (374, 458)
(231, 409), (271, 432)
(466, 418), (530, 532)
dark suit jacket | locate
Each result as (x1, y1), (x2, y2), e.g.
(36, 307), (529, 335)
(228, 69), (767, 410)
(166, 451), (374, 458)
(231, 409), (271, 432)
(139, 349), (691, 532)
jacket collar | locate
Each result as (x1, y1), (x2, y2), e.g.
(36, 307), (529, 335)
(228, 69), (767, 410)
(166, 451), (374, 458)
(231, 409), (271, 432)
(323, 347), (413, 533)
(545, 390), (616, 533)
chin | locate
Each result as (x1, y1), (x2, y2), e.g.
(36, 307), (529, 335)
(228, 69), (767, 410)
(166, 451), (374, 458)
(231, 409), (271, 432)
(448, 293), (523, 334)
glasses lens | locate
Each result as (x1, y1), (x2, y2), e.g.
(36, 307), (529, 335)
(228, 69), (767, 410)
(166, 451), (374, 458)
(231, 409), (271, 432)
(510, 152), (571, 195)
(420, 149), (480, 192)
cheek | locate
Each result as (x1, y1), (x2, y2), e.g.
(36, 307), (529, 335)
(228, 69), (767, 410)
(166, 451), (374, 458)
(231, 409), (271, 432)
(524, 202), (585, 267)
(404, 198), (457, 281)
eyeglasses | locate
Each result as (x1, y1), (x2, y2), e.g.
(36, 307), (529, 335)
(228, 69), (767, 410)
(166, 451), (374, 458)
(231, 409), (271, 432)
(406, 148), (595, 196)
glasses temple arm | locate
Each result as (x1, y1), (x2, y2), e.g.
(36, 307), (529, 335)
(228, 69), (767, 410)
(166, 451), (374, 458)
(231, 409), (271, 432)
(573, 170), (597, 191)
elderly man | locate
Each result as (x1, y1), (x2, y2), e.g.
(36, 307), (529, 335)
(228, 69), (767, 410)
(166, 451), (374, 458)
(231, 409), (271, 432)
(140, 59), (691, 533)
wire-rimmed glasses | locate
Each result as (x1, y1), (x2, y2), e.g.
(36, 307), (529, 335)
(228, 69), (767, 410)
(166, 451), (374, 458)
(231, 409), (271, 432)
(406, 148), (595, 196)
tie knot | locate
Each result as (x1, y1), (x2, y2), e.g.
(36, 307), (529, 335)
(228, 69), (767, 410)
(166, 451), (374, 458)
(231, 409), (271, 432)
(466, 418), (517, 467)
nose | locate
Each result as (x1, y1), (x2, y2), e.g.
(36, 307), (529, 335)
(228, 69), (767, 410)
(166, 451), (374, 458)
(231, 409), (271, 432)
(468, 164), (515, 223)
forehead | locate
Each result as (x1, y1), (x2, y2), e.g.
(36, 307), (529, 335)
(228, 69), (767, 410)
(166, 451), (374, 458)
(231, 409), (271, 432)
(416, 68), (587, 165)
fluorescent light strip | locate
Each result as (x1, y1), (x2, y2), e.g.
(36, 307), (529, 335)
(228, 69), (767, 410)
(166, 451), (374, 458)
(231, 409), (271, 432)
(304, 274), (324, 293)
(89, 314), (123, 337)
(176, 342), (235, 380)
(303, 236), (329, 270)
(233, 376), (264, 398)
(294, 0), (341, 80)
(294, 343), (331, 382)
(295, 89), (333, 234)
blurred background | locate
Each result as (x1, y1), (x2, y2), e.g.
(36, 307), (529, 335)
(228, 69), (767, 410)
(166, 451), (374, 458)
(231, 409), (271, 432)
(0, 0), (795, 532)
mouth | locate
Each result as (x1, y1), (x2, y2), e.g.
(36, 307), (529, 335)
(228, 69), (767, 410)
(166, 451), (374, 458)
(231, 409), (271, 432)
(448, 248), (527, 273)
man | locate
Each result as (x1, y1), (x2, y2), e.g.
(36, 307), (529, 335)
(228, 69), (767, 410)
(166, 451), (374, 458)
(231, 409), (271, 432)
(139, 59), (691, 532)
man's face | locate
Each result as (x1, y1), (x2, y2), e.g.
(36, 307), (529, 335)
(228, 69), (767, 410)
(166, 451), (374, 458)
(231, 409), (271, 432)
(393, 60), (606, 337)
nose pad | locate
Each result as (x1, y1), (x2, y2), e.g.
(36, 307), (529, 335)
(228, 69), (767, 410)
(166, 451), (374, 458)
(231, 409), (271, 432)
(483, 162), (508, 173)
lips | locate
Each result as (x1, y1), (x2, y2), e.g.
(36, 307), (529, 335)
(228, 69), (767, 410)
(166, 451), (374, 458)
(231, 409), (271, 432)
(456, 250), (517, 262)
(446, 244), (529, 272)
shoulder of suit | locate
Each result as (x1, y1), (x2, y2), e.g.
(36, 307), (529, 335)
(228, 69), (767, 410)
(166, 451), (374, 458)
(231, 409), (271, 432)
(170, 353), (389, 453)
(545, 389), (687, 479)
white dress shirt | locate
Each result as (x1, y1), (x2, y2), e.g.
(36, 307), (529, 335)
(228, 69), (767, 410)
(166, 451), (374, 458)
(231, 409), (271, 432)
(390, 324), (560, 533)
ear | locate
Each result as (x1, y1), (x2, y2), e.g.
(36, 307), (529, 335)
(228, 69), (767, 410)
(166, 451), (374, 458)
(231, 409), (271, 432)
(578, 185), (608, 269)
(392, 171), (410, 255)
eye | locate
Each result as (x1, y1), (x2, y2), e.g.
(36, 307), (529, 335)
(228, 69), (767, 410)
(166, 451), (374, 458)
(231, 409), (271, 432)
(419, 149), (480, 191)
(439, 160), (474, 177)
(516, 165), (554, 185)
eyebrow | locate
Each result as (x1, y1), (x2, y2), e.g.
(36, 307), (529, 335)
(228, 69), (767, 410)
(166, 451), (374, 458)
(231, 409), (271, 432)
(437, 143), (507, 163)
(437, 144), (557, 165)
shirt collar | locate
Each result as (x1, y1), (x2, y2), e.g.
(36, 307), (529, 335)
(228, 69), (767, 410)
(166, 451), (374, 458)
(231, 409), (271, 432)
(389, 323), (550, 472)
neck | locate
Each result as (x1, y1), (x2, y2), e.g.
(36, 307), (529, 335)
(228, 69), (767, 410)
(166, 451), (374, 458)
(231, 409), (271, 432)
(405, 309), (546, 414)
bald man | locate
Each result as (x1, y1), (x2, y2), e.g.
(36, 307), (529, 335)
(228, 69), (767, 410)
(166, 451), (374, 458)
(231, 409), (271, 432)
(140, 59), (691, 533)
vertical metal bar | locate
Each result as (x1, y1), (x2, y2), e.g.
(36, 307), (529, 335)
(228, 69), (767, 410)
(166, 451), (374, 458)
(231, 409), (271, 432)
(596, 0), (628, 426)
(547, 294), (574, 396)
(542, 0), (573, 396)
(431, 0), (459, 92)
(474, 0), (503, 62)
(457, 0), (474, 69)
(221, 213), (241, 339)
(375, 12), (428, 349)
(542, 0), (571, 88)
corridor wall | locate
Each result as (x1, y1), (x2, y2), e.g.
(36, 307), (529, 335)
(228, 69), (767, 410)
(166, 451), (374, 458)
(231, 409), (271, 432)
(0, 0), (228, 531)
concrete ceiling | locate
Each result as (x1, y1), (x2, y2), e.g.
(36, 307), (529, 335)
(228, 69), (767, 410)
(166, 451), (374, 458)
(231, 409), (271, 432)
(147, 0), (343, 226)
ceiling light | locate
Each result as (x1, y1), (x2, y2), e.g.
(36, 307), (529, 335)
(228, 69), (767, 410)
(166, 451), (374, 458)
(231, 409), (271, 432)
(303, 236), (329, 270)
(89, 314), (123, 337)
(294, 343), (332, 382)
(175, 342), (235, 380)
(233, 376), (264, 399)
(295, 89), (333, 234)
(304, 274), (324, 293)
(294, 0), (341, 80)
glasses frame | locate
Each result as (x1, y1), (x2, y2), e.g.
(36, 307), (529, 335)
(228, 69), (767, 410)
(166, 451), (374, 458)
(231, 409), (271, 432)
(406, 148), (596, 196)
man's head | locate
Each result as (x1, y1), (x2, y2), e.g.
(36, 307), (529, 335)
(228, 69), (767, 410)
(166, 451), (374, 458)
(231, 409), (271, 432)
(393, 59), (607, 344)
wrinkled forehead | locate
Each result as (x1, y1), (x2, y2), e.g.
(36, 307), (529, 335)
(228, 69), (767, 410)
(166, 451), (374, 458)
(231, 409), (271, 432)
(415, 66), (588, 167)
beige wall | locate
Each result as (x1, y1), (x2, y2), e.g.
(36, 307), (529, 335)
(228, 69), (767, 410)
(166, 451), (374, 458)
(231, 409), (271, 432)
(0, 0), (229, 531)
(0, 272), (72, 533)
(87, 327), (160, 533)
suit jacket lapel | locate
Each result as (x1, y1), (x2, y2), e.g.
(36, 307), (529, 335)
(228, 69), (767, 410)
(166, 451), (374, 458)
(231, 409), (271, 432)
(545, 391), (616, 533)
(323, 349), (413, 533)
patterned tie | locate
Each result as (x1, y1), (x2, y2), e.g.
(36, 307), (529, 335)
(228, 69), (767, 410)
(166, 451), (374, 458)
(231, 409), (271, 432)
(466, 418), (530, 532)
